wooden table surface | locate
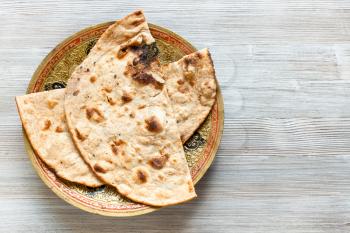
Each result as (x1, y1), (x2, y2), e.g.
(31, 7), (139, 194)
(2, 0), (350, 232)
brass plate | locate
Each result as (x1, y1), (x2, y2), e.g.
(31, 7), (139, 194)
(23, 22), (224, 216)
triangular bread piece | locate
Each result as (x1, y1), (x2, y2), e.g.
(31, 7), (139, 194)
(64, 11), (196, 206)
(162, 48), (217, 142)
(16, 89), (103, 187)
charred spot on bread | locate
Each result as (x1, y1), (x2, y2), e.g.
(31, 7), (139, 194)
(134, 10), (142, 16)
(114, 139), (126, 146)
(116, 47), (128, 59)
(106, 158), (113, 164)
(130, 42), (159, 65)
(149, 155), (168, 170)
(110, 139), (125, 155)
(72, 90), (80, 96)
(93, 163), (107, 173)
(111, 144), (119, 155)
(55, 126), (64, 133)
(86, 107), (104, 123)
(183, 56), (199, 74)
(132, 57), (139, 66)
(131, 18), (145, 26)
(90, 76), (96, 83)
(75, 128), (86, 141)
(106, 96), (116, 105)
(129, 112), (135, 118)
(132, 72), (153, 85)
(133, 73), (164, 90)
(121, 91), (133, 103)
(122, 42), (163, 90)
(158, 174), (165, 181)
(102, 86), (113, 93)
(123, 62), (137, 77)
(47, 100), (58, 109)
(184, 71), (195, 86)
(42, 120), (51, 130)
(123, 43), (158, 73)
(136, 169), (147, 183)
(116, 36), (154, 60)
(145, 116), (163, 133)
(184, 57), (192, 68)
(177, 79), (185, 85)
(177, 85), (189, 93)
(196, 51), (203, 59)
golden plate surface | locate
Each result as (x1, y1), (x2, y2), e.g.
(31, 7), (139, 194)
(24, 22), (224, 216)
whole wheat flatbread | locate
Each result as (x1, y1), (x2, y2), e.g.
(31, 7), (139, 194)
(64, 11), (196, 206)
(15, 89), (103, 187)
(15, 42), (216, 190)
(163, 48), (217, 142)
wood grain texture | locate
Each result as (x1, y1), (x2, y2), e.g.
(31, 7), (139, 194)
(2, 0), (350, 232)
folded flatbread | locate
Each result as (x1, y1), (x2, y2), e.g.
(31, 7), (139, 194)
(16, 89), (103, 187)
(162, 48), (217, 142)
(15, 47), (216, 188)
(64, 10), (196, 206)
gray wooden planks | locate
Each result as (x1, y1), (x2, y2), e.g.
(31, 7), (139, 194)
(2, 0), (350, 232)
